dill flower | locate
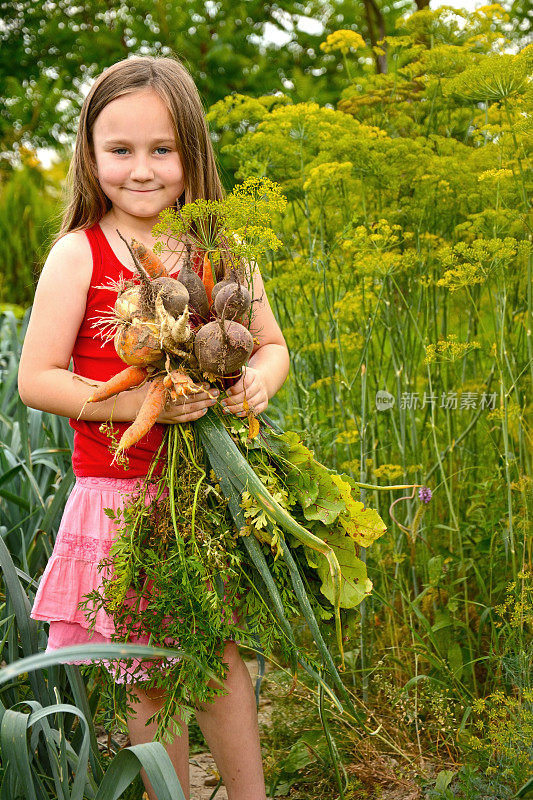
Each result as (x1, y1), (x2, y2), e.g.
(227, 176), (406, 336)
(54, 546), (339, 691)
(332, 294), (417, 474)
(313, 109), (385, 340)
(303, 161), (354, 192)
(320, 30), (366, 56)
(424, 334), (481, 363)
(444, 53), (529, 103)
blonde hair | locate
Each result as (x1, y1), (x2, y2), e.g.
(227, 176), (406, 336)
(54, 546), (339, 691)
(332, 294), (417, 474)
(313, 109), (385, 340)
(55, 55), (225, 243)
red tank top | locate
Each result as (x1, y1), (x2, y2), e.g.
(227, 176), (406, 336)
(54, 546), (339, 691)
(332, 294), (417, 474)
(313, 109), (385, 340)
(69, 222), (166, 477)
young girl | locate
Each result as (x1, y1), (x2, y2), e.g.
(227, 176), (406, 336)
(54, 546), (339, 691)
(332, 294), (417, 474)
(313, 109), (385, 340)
(18, 55), (289, 800)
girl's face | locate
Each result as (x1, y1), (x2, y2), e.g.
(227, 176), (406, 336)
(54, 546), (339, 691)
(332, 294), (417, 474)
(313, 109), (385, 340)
(91, 88), (185, 225)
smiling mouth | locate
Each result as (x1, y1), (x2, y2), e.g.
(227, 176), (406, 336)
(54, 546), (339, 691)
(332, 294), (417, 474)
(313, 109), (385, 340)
(127, 188), (160, 193)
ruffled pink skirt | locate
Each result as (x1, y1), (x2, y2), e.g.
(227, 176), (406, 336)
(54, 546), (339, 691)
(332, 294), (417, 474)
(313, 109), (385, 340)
(31, 476), (240, 683)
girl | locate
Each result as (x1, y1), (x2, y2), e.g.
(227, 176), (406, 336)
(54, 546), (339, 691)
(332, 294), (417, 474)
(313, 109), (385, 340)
(18, 55), (289, 800)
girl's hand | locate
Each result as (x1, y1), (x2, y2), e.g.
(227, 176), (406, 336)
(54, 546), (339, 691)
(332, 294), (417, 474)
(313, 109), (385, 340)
(157, 385), (219, 424)
(221, 367), (268, 417)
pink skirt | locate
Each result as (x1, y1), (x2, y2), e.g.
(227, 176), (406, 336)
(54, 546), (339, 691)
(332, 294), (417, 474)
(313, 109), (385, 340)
(31, 476), (240, 683)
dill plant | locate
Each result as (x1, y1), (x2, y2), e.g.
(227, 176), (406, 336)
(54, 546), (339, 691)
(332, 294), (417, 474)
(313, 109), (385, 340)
(204, 5), (532, 789)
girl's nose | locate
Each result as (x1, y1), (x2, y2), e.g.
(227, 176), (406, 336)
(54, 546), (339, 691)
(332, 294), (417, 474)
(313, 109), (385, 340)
(130, 156), (154, 180)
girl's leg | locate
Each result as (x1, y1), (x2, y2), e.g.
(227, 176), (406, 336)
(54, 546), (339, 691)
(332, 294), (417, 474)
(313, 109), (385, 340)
(126, 682), (190, 800)
(194, 640), (267, 800)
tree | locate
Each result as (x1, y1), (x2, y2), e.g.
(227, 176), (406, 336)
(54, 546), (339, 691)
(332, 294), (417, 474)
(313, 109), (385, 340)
(0, 0), (411, 164)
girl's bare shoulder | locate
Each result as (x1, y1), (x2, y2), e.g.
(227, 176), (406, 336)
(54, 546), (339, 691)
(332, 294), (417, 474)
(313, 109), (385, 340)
(40, 229), (93, 291)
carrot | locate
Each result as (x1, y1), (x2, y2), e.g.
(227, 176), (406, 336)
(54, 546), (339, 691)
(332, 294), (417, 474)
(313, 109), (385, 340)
(87, 365), (147, 403)
(202, 252), (215, 306)
(171, 370), (203, 397)
(114, 377), (166, 456)
(130, 238), (168, 279)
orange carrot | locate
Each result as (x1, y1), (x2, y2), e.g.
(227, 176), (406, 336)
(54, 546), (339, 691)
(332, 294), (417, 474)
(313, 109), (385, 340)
(87, 366), (147, 403)
(202, 252), (215, 306)
(169, 369), (202, 397)
(114, 377), (166, 455)
(130, 238), (168, 279)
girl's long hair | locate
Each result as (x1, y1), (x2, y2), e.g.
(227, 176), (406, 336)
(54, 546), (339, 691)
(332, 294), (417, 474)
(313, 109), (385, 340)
(55, 55), (225, 243)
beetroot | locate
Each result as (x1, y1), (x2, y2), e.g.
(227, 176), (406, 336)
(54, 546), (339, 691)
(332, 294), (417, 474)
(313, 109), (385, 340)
(213, 281), (251, 320)
(194, 319), (253, 375)
(211, 274), (236, 303)
(178, 249), (209, 319)
(150, 276), (189, 318)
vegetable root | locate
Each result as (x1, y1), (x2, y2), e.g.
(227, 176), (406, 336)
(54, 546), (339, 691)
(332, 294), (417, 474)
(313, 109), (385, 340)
(113, 377), (166, 459)
(114, 320), (163, 366)
(87, 365), (148, 403)
(131, 238), (168, 279)
(163, 370), (203, 397)
(202, 252), (215, 306)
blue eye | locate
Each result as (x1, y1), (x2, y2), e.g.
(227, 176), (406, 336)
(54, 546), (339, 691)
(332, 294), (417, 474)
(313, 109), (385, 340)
(112, 147), (170, 155)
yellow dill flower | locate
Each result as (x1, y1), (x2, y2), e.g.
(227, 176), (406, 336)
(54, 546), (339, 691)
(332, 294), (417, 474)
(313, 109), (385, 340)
(424, 334), (481, 364)
(478, 168), (514, 181)
(437, 237), (520, 291)
(444, 53), (529, 103)
(474, 4), (510, 22)
(372, 464), (406, 480)
(320, 30), (366, 55)
(310, 376), (334, 390)
(336, 429), (360, 445)
(340, 459), (361, 474)
(437, 262), (485, 291)
(303, 161), (354, 192)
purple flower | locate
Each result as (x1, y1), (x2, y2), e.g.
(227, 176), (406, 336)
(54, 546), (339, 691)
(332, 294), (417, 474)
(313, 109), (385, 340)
(418, 486), (432, 504)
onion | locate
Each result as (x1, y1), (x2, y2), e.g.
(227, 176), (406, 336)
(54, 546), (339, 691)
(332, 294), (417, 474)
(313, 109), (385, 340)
(114, 286), (142, 321)
(114, 320), (163, 367)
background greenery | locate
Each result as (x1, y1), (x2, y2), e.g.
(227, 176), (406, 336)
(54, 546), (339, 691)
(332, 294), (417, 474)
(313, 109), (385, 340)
(0, 2), (531, 798)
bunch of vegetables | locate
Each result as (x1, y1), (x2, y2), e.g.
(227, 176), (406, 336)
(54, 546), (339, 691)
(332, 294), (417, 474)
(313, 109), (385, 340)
(80, 179), (387, 743)
(88, 224), (257, 464)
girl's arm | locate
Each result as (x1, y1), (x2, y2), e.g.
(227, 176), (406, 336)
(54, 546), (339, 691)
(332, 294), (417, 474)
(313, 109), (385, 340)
(18, 232), (213, 423)
(221, 264), (289, 416)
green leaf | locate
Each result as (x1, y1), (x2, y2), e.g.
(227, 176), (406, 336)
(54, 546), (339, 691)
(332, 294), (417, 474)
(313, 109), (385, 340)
(516, 776), (533, 798)
(94, 742), (187, 800)
(435, 769), (455, 792)
(278, 732), (320, 773)
(447, 642), (463, 679)
(307, 527), (372, 609)
(331, 474), (387, 546)
(278, 433), (345, 523)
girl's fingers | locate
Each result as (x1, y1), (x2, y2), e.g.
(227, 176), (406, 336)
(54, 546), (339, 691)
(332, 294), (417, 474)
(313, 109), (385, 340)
(223, 384), (259, 408)
(176, 407), (210, 422)
(173, 400), (214, 417)
(178, 389), (217, 404)
(223, 395), (258, 411)
(222, 393), (268, 416)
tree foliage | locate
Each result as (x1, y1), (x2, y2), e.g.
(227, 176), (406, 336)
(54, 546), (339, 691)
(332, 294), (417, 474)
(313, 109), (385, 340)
(0, 0), (415, 164)
(0, 151), (62, 308)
